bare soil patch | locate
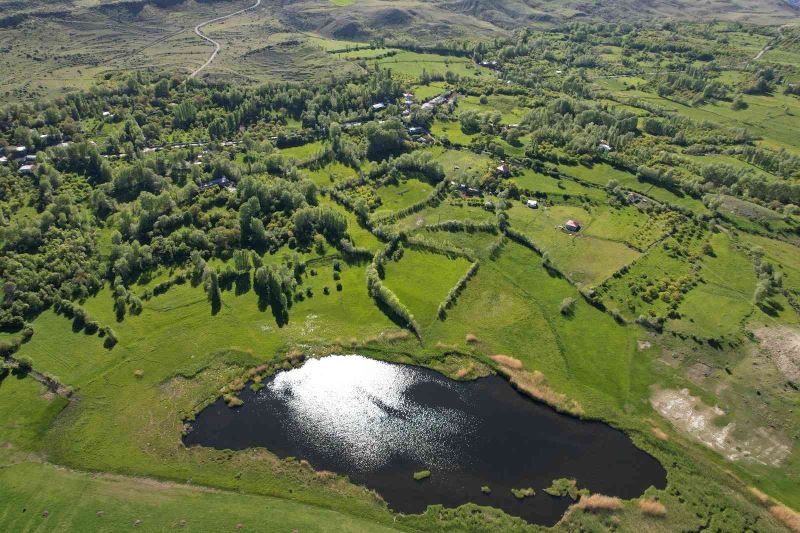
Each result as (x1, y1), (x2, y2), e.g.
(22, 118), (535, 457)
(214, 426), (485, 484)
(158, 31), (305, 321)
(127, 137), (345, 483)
(650, 388), (790, 466)
(753, 326), (800, 383)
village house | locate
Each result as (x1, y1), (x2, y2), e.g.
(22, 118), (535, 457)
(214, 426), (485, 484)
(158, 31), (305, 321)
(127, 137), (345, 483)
(199, 176), (236, 192)
(371, 103), (386, 111)
(496, 161), (510, 176)
(565, 219), (581, 232)
(526, 199), (539, 209)
(19, 164), (35, 174)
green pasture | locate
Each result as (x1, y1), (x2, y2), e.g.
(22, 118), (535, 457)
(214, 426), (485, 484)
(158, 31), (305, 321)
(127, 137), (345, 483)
(506, 204), (641, 287)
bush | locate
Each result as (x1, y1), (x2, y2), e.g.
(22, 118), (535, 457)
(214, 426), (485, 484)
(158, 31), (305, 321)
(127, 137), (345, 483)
(560, 297), (577, 316)
(16, 356), (33, 373)
(511, 487), (535, 499)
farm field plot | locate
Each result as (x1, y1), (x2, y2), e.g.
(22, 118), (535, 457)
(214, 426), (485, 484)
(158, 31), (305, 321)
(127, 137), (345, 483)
(382, 249), (472, 325)
(279, 141), (325, 161)
(430, 120), (478, 146)
(303, 162), (359, 187)
(373, 178), (434, 218)
(511, 168), (607, 200)
(455, 95), (528, 124)
(739, 234), (800, 292)
(369, 51), (490, 80)
(506, 204), (641, 287)
(391, 200), (497, 232)
(668, 233), (757, 339)
(559, 163), (708, 213)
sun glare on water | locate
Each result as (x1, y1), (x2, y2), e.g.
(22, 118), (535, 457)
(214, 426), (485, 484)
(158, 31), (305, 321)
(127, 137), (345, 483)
(263, 355), (474, 471)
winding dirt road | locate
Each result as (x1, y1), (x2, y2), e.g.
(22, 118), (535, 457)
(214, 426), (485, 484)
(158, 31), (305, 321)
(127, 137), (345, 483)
(190, 0), (262, 78)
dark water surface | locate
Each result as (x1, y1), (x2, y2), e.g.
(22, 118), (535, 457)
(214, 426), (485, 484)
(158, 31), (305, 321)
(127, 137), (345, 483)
(184, 355), (666, 525)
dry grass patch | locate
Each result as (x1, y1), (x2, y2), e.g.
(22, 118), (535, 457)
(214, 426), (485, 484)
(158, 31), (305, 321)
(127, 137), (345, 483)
(453, 367), (470, 379)
(638, 499), (667, 517)
(465, 333), (480, 344)
(651, 427), (669, 441)
(490, 354), (523, 369)
(770, 504), (800, 532)
(749, 486), (771, 506)
(575, 494), (624, 512)
(384, 330), (410, 342)
(503, 367), (583, 415)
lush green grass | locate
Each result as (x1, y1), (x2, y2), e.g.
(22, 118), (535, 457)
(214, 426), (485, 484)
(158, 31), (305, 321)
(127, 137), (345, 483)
(668, 232), (757, 339)
(370, 52), (490, 80)
(0, 461), (398, 533)
(13, 310), (115, 386)
(559, 163), (708, 213)
(279, 141), (325, 161)
(391, 199), (496, 232)
(430, 120), (477, 146)
(0, 375), (67, 451)
(455, 94), (527, 124)
(506, 204), (641, 287)
(303, 162), (359, 187)
(510, 168), (606, 200)
(373, 178), (434, 218)
(383, 248), (472, 326)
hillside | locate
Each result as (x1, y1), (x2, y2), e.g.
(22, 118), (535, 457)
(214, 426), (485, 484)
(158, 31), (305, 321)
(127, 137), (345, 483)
(0, 0), (798, 100)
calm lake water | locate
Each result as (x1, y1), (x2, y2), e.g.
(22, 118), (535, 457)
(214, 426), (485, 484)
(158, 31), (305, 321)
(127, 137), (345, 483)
(183, 355), (666, 525)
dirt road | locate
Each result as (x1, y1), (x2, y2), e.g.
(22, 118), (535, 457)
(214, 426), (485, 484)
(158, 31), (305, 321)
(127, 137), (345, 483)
(190, 0), (262, 78)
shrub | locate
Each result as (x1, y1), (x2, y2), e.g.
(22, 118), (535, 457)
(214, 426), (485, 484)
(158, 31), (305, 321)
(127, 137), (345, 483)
(545, 478), (583, 500)
(560, 297), (577, 316)
(481, 485), (491, 494)
(16, 356), (34, 373)
(323, 286), (330, 295)
(465, 333), (479, 344)
(336, 282), (343, 291)
(223, 394), (243, 408)
(511, 487), (535, 499)
(134, 369), (144, 379)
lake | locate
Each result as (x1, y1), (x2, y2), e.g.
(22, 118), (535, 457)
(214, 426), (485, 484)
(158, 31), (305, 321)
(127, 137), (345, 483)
(183, 355), (666, 525)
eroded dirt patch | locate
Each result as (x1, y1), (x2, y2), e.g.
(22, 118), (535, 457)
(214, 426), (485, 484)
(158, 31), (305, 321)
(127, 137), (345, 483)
(753, 326), (800, 383)
(650, 388), (790, 466)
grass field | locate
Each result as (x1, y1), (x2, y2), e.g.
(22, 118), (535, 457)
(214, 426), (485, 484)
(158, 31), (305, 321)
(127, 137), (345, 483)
(506, 204), (642, 287)
(373, 178), (435, 218)
(383, 248), (472, 325)
(668, 232), (757, 339)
